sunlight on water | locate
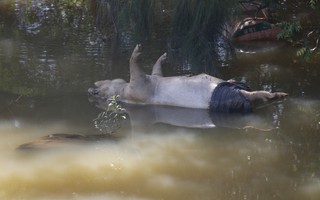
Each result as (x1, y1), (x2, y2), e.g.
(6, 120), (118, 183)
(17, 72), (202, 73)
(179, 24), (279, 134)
(0, 117), (319, 200)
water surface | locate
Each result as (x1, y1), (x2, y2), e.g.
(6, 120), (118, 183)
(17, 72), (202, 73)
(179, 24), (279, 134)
(1, 1), (320, 200)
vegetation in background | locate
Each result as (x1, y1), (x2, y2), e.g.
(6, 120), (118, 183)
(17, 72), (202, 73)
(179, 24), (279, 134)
(1, 0), (320, 97)
(94, 0), (320, 70)
(276, 21), (302, 41)
(275, 0), (320, 62)
(298, 0), (320, 61)
(95, 0), (240, 74)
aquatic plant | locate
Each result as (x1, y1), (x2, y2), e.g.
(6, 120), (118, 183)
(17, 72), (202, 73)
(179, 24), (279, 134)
(93, 95), (128, 134)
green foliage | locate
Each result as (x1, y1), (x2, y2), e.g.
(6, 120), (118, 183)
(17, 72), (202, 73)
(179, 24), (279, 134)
(276, 21), (302, 41)
(309, 0), (319, 9)
(296, 47), (312, 61)
(93, 95), (128, 134)
(271, 0), (320, 62)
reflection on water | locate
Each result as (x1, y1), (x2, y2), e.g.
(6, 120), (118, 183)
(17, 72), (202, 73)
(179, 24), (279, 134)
(0, 115), (318, 200)
(0, 94), (319, 200)
(1, 1), (320, 200)
(91, 97), (285, 131)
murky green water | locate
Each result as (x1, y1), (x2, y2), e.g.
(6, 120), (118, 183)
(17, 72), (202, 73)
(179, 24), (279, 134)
(1, 1), (320, 200)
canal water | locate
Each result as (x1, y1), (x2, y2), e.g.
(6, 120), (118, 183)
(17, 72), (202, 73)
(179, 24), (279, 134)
(0, 1), (320, 200)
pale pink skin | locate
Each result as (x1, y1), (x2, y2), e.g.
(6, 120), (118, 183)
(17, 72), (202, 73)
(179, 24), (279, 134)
(91, 45), (288, 109)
